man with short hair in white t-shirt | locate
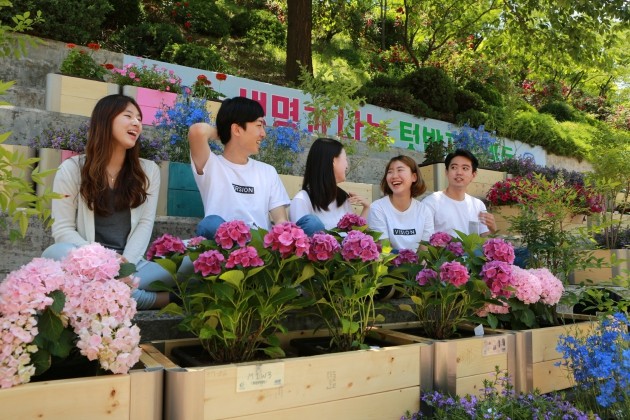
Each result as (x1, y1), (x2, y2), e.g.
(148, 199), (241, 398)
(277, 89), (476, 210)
(188, 97), (290, 238)
(422, 149), (496, 237)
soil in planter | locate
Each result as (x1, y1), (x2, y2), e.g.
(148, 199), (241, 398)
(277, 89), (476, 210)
(170, 344), (292, 368)
(289, 335), (394, 356)
(31, 352), (102, 382)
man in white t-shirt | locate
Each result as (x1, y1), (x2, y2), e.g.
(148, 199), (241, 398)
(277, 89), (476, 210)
(422, 149), (496, 237)
(188, 97), (290, 238)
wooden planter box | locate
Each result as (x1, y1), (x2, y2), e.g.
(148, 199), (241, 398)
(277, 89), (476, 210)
(35, 148), (80, 202)
(205, 99), (222, 123)
(376, 321), (515, 397)
(164, 161), (204, 218)
(144, 329), (429, 420)
(122, 86), (178, 125)
(419, 163), (506, 199)
(493, 315), (598, 395)
(45, 73), (120, 117)
(570, 249), (630, 285)
(490, 205), (520, 234)
(0, 349), (163, 420)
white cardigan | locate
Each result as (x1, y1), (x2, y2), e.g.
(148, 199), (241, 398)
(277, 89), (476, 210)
(50, 155), (161, 265)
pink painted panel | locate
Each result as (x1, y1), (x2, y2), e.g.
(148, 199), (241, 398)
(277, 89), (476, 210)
(61, 150), (79, 162)
(135, 87), (178, 125)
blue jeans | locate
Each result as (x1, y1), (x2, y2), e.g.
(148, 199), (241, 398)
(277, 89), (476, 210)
(196, 215), (227, 239)
(296, 214), (325, 236)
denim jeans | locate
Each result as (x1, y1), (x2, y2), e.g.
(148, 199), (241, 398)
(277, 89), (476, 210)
(196, 214), (227, 239)
(295, 214), (325, 236)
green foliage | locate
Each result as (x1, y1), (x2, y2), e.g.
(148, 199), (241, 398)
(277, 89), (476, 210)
(161, 43), (230, 73)
(539, 101), (582, 122)
(5, 0), (112, 44)
(59, 43), (107, 81)
(454, 88), (486, 113)
(108, 22), (184, 60)
(232, 9), (285, 47)
(402, 67), (457, 115)
(185, 0), (230, 37)
(456, 109), (488, 128)
(103, 0), (144, 29)
(464, 79), (503, 107)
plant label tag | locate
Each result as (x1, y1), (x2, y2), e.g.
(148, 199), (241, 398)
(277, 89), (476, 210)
(482, 336), (508, 356)
(474, 324), (485, 336)
(236, 362), (285, 392)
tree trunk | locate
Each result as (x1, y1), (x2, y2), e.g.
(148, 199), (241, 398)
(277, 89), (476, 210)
(286, 0), (313, 85)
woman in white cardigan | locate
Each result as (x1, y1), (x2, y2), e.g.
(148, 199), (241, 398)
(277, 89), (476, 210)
(43, 94), (177, 309)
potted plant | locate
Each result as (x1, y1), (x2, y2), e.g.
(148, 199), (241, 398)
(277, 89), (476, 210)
(379, 232), (517, 396)
(111, 62), (183, 125)
(46, 43), (120, 117)
(189, 73), (228, 120)
(143, 219), (427, 419)
(0, 244), (162, 418)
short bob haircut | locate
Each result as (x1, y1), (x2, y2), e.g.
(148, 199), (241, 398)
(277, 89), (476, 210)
(444, 148), (479, 173)
(215, 96), (265, 145)
(302, 137), (348, 211)
(380, 155), (425, 198)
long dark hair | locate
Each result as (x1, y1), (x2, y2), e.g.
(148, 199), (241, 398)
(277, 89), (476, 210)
(302, 138), (348, 211)
(80, 94), (148, 216)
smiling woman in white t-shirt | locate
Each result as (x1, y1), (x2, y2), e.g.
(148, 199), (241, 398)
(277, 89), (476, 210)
(368, 155), (433, 251)
(290, 138), (370, 235)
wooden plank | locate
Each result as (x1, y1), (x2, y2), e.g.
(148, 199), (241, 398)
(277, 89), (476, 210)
(232, 387), (420, 420)
(532, 360), (575, 394)
(130, 369), (163, 420)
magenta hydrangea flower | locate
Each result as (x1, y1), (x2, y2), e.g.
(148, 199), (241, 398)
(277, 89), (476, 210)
(336, 213), (367, 231)
(341, 230), (380, 262)
(146, 233), (186, 260)
(225, 246), (264, 269)
(529, 268), (564, 305)
(62, 243), (120, 282)
(481, 260), (513, 296)
(307, 233), (341, 262)
(439, 261), (470, 286)
(214, 220), (251, 249)
(416, 268), (438, 286)
(193, 250), (225, 276)
(482, 238), (515, 264)
(445, 241), (465, 256)
(477, 301), (510, 317)
(186, 236), (206, 247)
(392, 249), (419, 266)
(511, 266), (542, 304)
(429, 232), (452, 247)
(263, 222), (310, 258)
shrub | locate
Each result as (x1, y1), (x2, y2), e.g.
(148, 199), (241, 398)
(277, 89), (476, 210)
(108, 22), (184, 60)
(402, 66), (457, 115)
(4, 0), (112, 44)
(362, 86), (435, 118)
(455, 109), (488, 128)
(233, 9), (286, 47)
(186, 0), (230, 37)
(454, 88), (486, 113)
(103, 0), (144, 29)
(161, 43), (230, 73)
(539, 101), (582, 122)
(464, 78), (503, 106)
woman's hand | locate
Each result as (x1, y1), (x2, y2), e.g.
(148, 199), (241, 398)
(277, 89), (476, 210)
(348, 192), (370, 209)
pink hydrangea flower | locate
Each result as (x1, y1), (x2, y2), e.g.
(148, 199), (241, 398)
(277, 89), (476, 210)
(439, 261), (470, 286)
(481, 261), (513, 296)
(429, 232), (452, 247)
(193, 250), (225, 276)
(529, 268), (564, 305)
(263, 222), (310, 258)
(214, 220), (251, 249)
(62, 243), (120, 283)
(477, 301), (510, 317)
(511, 266), (542, 304)
(483, 238), (516, 264)
(416, 268), (438, 285)
(392, 249), (419, 266)
(445, 241), (465, 256)
(147, 233), (186, 260)
(336, 213), (367, 231)
(225, 246), (264, 269)
(341, 230), (380, 262)
(307, 233), (340, 262)
(186, 236), (206, 247)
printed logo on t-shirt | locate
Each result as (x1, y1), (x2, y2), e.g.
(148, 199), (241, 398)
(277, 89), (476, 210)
(393, 228), (416, 236)
(232, 184), (255, 194)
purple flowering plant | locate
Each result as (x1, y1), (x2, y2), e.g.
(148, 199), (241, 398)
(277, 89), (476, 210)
(146, 221), (314, 363)
(399, 231), (506, 339)
(301, 215), (401, 351)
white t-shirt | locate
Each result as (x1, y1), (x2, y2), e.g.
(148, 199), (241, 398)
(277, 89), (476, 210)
(289, 189), (353, 230)
(368, 196), (434, 251)
(421, 191), (489, 237)
(193, 153), (289, 230)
